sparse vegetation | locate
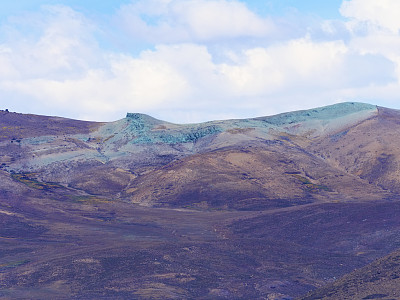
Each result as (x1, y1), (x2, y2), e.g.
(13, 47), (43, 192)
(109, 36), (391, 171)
(290, 174), (332, 192)
(68, 195), (111, 204)
(0, 259), (29, 270)
(11, 173), (63, 190)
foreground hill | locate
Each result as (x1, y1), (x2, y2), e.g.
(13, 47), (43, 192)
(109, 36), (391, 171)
(1, 103), (400, 299)
(301, 247), (400, 299)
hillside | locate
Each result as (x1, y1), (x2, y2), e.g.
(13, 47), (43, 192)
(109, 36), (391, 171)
(1, 102), (400, 299)
(301, 248), (400, 299)
(0, 103), (394, 205)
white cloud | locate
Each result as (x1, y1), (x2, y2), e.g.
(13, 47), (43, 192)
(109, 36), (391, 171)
(220, 38), (349, 95)
(340, 0), (400, 34)
(0, 5), (100, 79)
(1, 52), (191, 121)
(0, 1), (400, 123)
(340, 0), (400, 84)
(115, 0), (274, 43)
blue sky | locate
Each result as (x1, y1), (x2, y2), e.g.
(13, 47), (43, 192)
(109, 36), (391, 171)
(248, 0), (344, 18)
(0, 1), (345, 19)
(0, 0), (399, 122)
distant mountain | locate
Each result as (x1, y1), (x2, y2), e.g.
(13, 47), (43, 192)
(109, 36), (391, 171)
(0, 102), (397, 207)
(1, 103), (400, 299)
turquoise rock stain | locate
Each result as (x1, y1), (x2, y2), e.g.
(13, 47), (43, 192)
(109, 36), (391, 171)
(125, 113), (222, 144)
(256, 102), (376, 126)
(123, 102), (376, 145)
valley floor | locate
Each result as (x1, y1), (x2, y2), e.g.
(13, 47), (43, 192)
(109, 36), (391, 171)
(2, 190), (400, 299)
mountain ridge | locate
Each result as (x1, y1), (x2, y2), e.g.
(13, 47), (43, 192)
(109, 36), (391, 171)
(0, 102), (393, 206)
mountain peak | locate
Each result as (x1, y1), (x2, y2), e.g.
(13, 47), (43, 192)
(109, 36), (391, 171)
(126, 112), (166, 124)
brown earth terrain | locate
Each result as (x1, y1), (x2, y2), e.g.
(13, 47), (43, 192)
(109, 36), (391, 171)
(1, 102), (400, 299)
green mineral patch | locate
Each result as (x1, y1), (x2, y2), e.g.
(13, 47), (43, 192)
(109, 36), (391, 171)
(68, 195), (111, 204)
(0, 259), (29, 270)
(11, 173), (63, 190)
(289, 174), (331, 192)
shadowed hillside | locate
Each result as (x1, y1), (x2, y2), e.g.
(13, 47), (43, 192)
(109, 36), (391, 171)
(301, 248), (400, 300)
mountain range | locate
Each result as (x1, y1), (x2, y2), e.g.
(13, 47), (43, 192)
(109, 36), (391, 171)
(1, 102), (400, 299)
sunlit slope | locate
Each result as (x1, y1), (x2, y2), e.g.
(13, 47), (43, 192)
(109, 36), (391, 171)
(125, 141), (387, 209)
(310, 106), (400, 194)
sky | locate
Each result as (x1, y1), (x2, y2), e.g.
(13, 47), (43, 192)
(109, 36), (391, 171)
(0, 0), (400, 123)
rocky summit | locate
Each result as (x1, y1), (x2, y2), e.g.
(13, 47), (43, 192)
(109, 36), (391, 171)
(1, 102), (400, 299)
